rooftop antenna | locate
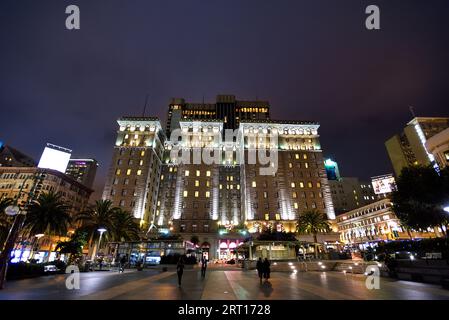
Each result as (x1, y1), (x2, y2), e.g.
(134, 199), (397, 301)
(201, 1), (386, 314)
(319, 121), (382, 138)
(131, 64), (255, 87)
(142, 94), (149, 117)
(409, 105), (416, 118)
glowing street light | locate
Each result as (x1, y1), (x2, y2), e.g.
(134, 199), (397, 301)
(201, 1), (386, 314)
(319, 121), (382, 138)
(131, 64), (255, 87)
(444, 206), (449, 213)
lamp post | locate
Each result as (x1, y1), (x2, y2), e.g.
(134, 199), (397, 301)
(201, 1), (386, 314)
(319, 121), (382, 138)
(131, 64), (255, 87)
(92, 227), (107, 261)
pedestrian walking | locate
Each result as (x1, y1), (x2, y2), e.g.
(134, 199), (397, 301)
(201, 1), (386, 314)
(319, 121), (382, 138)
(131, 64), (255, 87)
(256, 257), (263, 282)
(177, 257), (185, 287)
(119, 254), (127, 273)
(262, 258), (271, 281)
(201, 256), (208, 278)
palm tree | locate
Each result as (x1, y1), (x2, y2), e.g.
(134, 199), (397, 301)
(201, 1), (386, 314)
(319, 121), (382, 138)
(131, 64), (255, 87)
(111, 209), (140, 242)
(0, 198), (14, 248)
(22, 191), (72, 261)
(296, 210), (331, 258)
(76, 199), (117, 259)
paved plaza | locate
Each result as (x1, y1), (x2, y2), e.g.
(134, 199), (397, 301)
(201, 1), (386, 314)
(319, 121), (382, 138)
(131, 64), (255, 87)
(1, 265), (449, 300)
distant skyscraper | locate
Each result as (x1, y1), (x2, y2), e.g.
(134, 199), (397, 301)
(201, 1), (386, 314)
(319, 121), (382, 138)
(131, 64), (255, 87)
(165, 95), (270, 136)
(0, 143), (36, 167)
(385, 117), (449, 176)
(65, 159), (98, 188)
(324, 158), (340, 181)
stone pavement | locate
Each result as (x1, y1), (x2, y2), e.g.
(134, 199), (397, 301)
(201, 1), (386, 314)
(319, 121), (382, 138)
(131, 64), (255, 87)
(1, 268), (449, 300)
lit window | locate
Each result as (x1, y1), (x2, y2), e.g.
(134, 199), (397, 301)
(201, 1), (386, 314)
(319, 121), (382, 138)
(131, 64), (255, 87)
(292, 191), (297, 198)
(303, 154), (308, 160)
(300, 182), (304, 188)
(263, 191), (268, 198)
(206, 170), (211, 177)
(137, 170), (142, 175)
(196, 170), (200, 177)
(205, 191), (210, 198)
(288, 163), (293, 168)
(185, 170), (190, 177)
(140, 151), (145, 156)
(169, 167), (173, 172)
(294, 202), (299, 209)
(317, 182), (321, 188)
(195, 180), (200, 187)
(295, 154), (300, 159)
(183, 191), (188, 197)
(115, 169), (121, 175)
(264, 214), (269, 221)
(219, 184), (223, 189)
(304, 162), (309, 168)
(126, 169), (132, 175)
(308, 182), (313, 188)
(195, 191), (199, 198)
(237, 185), (240, 190)
(291, 182), (296, 188)
(275, 214), (281, 221)
(160, 175), (164, 180)
(139, 160), (143, 166)
(252, 181), (257, 187)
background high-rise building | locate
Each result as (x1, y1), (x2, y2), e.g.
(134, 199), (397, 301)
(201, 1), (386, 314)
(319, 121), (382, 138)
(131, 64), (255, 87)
(324, 158), (341, 181)
(165, 95), (270, 137)
(65, 159), (98, 189)
(385, 117), (449, 176)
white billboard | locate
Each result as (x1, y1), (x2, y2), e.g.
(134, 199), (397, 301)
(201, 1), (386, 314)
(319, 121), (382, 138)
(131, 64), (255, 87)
(37, 144), (72, 173)
(371, 175), (397, 195)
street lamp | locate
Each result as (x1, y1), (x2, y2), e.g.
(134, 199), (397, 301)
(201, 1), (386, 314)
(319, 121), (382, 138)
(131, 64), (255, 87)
(444, 206), (449, 213)
(92, 227), (107, 261)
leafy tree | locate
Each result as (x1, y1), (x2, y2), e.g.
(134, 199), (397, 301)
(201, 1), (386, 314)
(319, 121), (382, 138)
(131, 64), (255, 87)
(56, 231), (87, 265)
(391, 166), (449, 235)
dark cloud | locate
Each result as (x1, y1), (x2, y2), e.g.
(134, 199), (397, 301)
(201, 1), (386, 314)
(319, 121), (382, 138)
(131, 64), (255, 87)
(1, 0), (449, 199)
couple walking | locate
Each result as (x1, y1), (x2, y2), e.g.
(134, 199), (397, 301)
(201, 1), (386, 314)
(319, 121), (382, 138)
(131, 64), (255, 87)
(256, 257), (271, 282)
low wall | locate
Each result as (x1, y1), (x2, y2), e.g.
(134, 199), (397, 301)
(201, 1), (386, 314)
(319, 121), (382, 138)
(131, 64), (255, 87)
(391, 259), (449, 284)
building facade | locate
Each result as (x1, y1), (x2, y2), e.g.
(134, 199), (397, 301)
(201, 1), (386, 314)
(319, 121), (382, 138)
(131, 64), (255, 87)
(328, 177), (379, 215)
(65, 158), (98, 188)
(425, 127), (449, 170)
(102, 96), (336, 259)
(0, 167), (93, 262)
(336, 198), (442, 249)
(0, 143), (36, 167)
(385, 117), (449, 176)
(102, 117), (165, 229)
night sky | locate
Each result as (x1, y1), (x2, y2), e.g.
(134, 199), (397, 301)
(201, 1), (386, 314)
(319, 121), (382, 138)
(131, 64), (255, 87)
(1, 0), (449, 199)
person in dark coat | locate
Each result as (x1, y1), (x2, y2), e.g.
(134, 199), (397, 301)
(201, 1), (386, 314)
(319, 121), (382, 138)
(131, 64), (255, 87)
(200, 256), (208, 278)
(262, 258), (271, 280)
(177, 257), (185, 287)
(256, 258), (264, 282)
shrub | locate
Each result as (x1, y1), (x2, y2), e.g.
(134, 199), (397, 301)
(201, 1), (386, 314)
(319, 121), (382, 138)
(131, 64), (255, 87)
(6, 262), (45, 280)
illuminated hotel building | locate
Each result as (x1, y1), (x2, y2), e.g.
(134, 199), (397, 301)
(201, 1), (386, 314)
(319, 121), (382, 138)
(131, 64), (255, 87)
(102, 117), (165, 229)
(103, 96), (335, 259)
(385, 117), (449, 176)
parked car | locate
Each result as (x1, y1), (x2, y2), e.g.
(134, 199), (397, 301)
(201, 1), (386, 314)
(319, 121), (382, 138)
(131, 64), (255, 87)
(44, 265), (58, 274)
